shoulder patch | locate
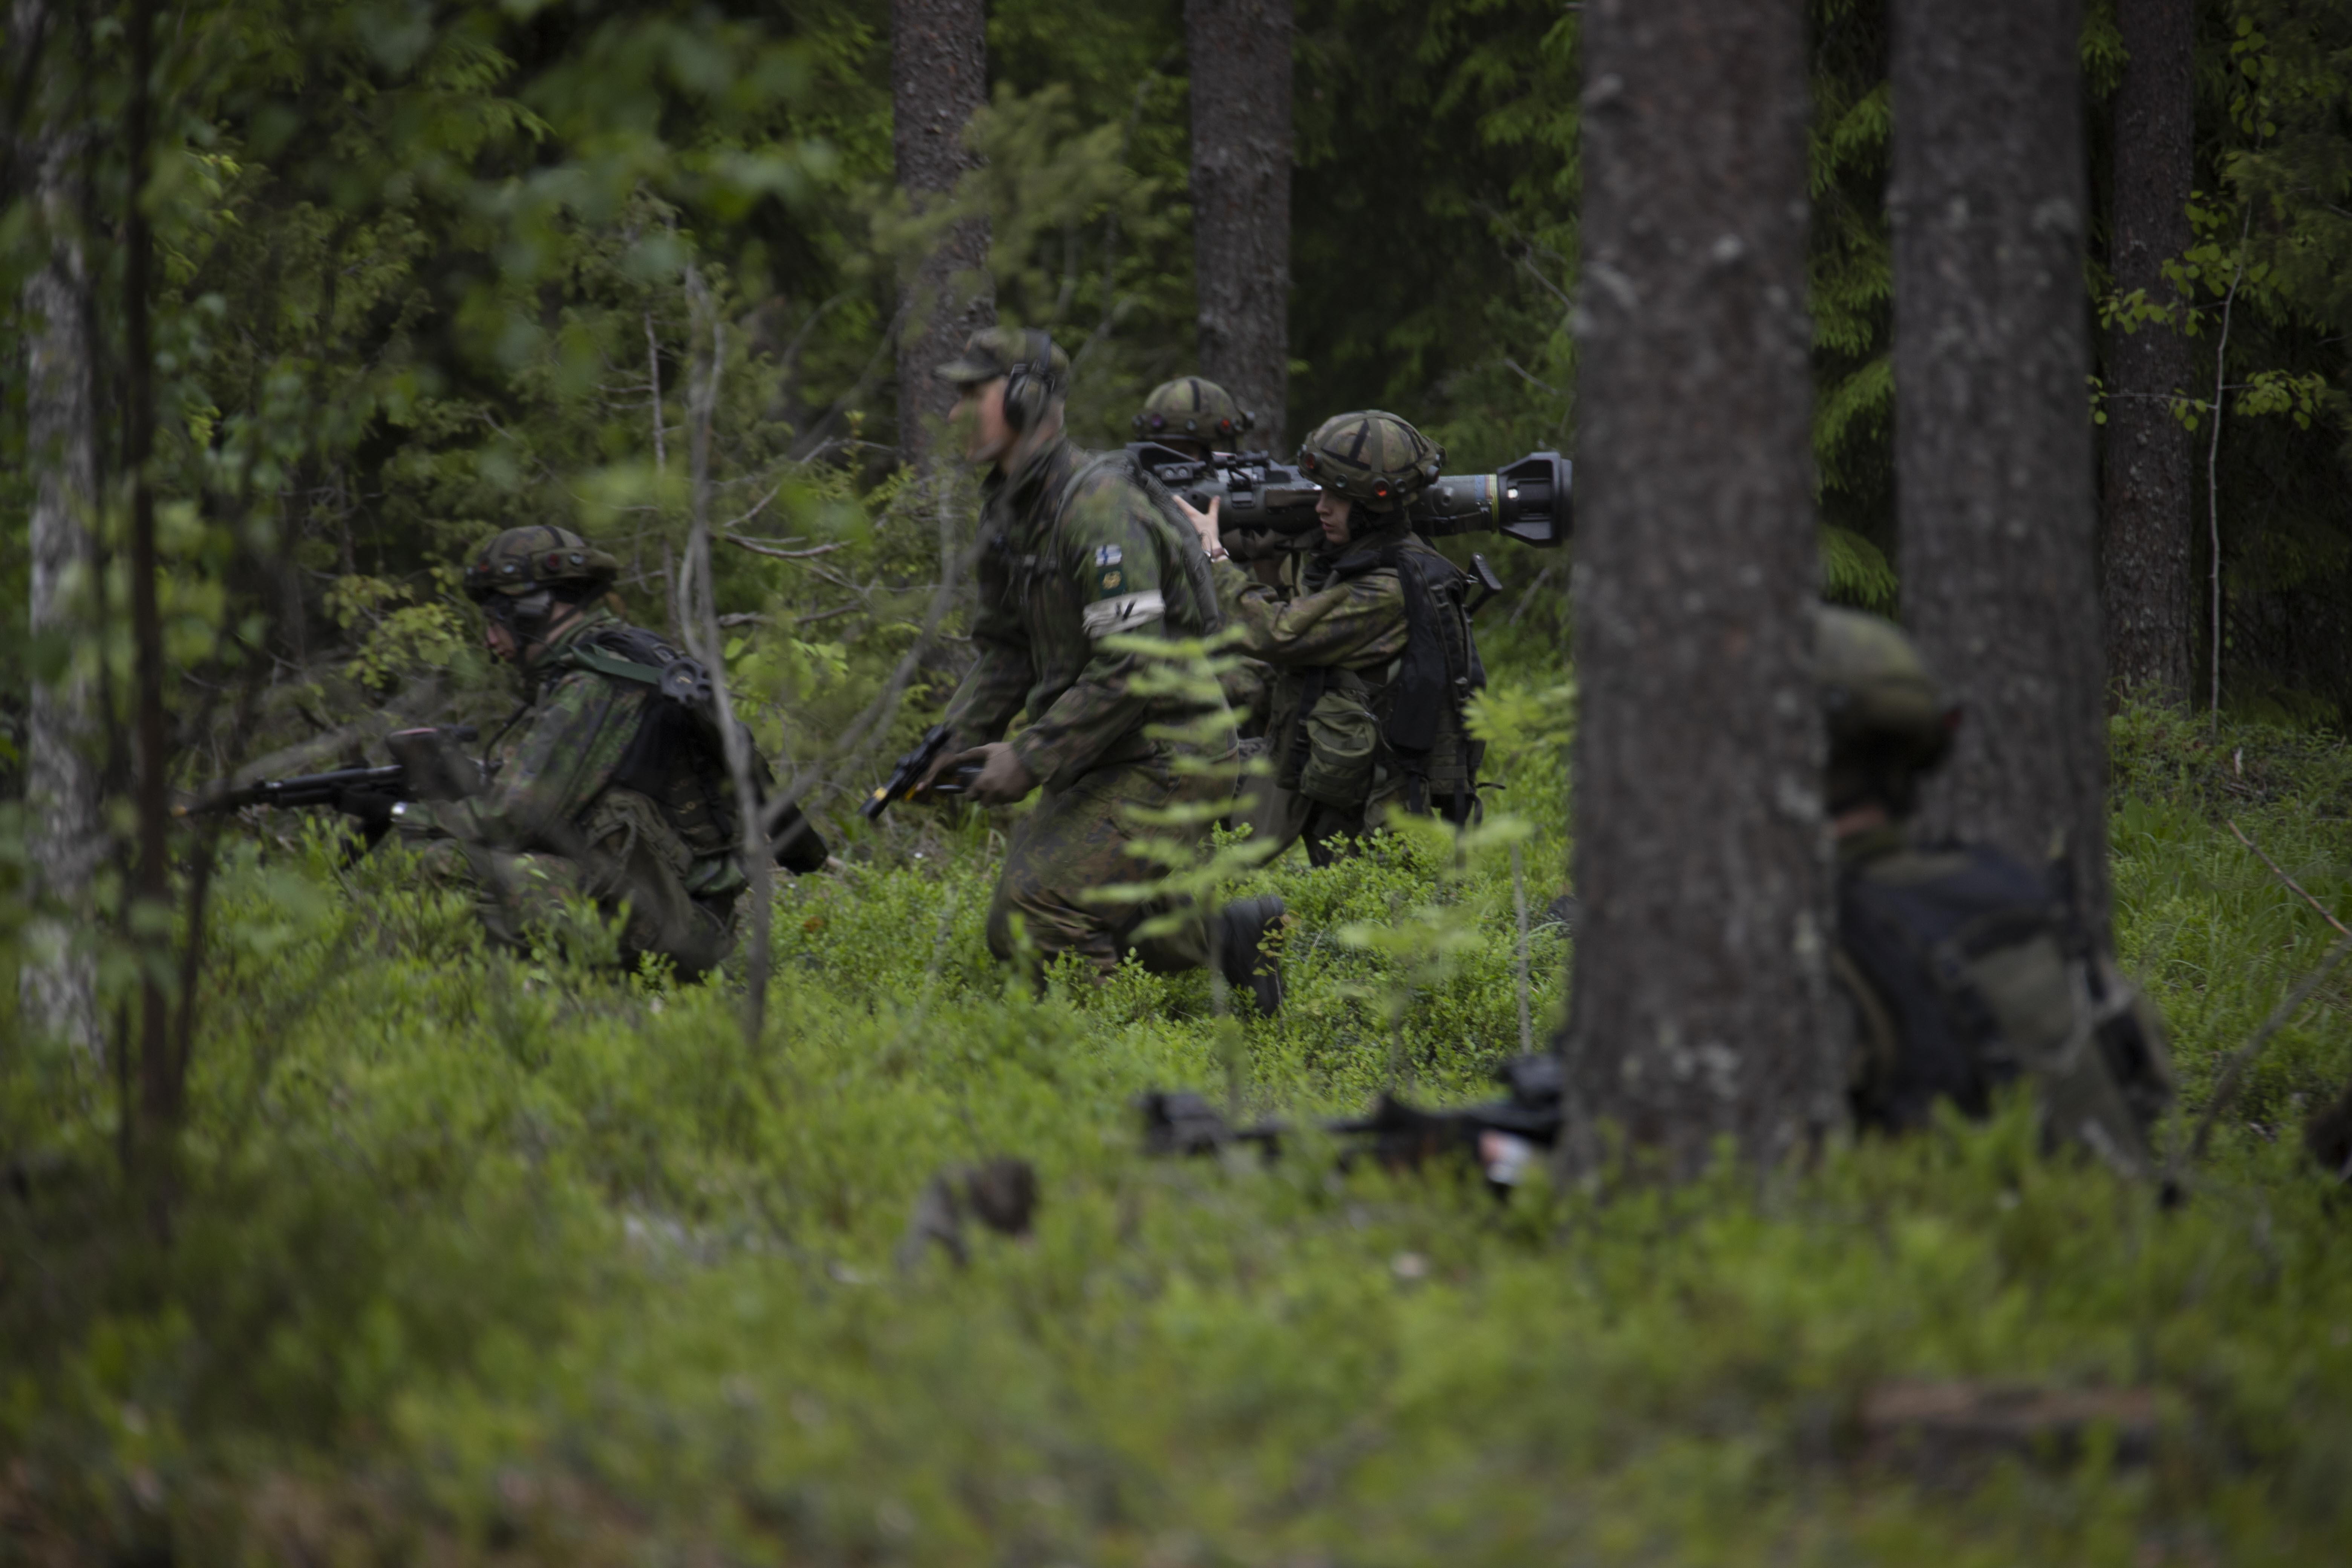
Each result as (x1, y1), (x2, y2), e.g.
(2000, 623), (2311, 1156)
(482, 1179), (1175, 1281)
(1094, 543), (1123, 567)
(1097, 566), (1126, 596)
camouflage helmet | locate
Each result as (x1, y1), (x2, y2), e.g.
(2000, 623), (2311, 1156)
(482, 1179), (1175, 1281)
(462, 525), (620, 603)
(1132, 377), (1254, 445)
(1818, 605), (1957, 810)
(1295, 410), (1443, 512)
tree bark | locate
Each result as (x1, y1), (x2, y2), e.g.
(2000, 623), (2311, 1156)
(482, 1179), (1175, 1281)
(2101, 0), (2196, 703)
(1186, 0), (1292, 451)
(126, 0), (182, 1204)
(892, 0), (992, 467)
(14, 0), (103, 1066)
(1891, 0), (2113, 933)
(1564, 0), (1831, 1177)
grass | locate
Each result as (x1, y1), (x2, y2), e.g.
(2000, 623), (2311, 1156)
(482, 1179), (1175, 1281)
(4, 692), (2351, 1563)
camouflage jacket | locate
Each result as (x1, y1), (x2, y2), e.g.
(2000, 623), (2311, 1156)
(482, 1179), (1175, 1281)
(943, 435), (1230, 791)
(1212, 521), (1412, 746)
(396, 606), (656, 852)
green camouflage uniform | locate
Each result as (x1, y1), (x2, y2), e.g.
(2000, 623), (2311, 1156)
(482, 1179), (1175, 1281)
(395, 606), (736, 975)
(1213, 522), (1413, 863)
(944, 433), (1237, 974)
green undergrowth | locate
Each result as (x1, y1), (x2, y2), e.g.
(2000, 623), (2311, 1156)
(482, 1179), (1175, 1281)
(5, 700), (2352, 1563)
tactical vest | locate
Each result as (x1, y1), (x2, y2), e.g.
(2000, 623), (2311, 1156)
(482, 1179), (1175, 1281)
(546, 625), (829, 889)
(1282, 527), (1488, 822)
(1834, 838), (2173, 1172)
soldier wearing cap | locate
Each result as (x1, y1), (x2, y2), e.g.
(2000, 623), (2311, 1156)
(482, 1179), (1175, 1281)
(1176, 409), (1488, 865)
(919, 327), (1285, 1012)
(386, 524), (827, 978)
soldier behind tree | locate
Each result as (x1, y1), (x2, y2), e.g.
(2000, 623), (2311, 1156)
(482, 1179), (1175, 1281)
(919, 328), (1284, 1013)
(378, 525), (827, 978)
(1819, 606), (2173, 1170)
(1175, 409), (1488, 867)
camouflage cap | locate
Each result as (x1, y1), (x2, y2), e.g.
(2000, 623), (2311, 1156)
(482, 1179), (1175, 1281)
(1818, 605), (1955, 771)
(1295, 410), (1444, 512)
(936, 325), (1070, 387)
(1132, 377), (1254, 444)
(462, 525), (620, 602)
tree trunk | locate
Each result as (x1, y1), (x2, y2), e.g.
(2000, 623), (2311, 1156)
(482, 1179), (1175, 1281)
(126, 0), (182, 1209)
(1891, 0), (2113, 934)
(2101, 0), (2196, 703)
(1563, 0), (1830, 1177)
(15, 0), (103, 1066)
(892, 0), (992, 467)
(1186, 0), (1292, 451)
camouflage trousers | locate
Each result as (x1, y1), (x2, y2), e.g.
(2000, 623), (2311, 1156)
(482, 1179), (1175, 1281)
(1233, 735), (1403, 868)
(412, 787), (737, 978)
(986, 744), (1230, 977)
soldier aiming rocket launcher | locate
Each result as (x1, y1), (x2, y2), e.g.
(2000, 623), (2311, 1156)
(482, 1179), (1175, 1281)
(1126, 442), (1573, 558)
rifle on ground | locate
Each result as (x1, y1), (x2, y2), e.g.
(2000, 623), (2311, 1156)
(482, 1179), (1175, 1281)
(1139, 1052), (1566, 1191)
(1128, 442), (1574, 559)
(177, 726), (485, 847)
(861, 724), (985, 822)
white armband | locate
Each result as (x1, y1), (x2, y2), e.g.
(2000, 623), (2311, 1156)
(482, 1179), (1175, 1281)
(1081, 588), (1167, 640)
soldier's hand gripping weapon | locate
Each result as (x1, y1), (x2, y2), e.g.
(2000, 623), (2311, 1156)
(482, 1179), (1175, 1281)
(1127, 442), (1574, 560)
(861, 724), (986, 822)
(177, 725), (484, 851)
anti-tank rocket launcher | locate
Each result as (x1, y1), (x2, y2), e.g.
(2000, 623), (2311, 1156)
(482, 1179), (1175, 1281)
(1127, 442), (1572, 558)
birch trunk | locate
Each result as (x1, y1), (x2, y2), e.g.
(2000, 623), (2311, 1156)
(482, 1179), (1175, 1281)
(16, 0), (103, 1066)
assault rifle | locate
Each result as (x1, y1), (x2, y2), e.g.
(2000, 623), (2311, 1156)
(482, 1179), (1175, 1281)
(1127, 442), (1573, 558)
(177, 725), (485, 819)
(861, 724), (985, 822)
(1138, 1052), (1567, 1192)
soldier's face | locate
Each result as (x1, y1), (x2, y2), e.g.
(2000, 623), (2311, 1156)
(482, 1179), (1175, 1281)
(485, 618), (521, 663)
(1315, 490), (1354, 545)
(954, 377), (1015, 465)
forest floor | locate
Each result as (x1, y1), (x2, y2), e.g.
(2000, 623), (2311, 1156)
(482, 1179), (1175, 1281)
(5, 680), (2352, 1565)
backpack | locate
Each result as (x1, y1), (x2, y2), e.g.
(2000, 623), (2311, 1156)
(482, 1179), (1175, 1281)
(552, 625), (830, 881)
(1834, 840), (2173, 1172)
(1285, 530), (1487, 823)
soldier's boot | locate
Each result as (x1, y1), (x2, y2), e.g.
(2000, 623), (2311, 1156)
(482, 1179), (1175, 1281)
(1215, 894), (1287, 1018)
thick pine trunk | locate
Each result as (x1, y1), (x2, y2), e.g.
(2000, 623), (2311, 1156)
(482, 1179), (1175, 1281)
(15, 0), (103, 1065)
(1565, 0), (1831, 1176)
(1891, 0), (2113, 933)
(892, 0), (992, 466)
(1185, 0), (1292, 451)
(2101, 0), (2196, 702)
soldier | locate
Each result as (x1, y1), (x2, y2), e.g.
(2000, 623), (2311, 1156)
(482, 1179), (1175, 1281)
(1130, 376), (1255, 462)
(921, 327), (1285, 1013)
(1819, 606), (2173, 1169)
(1176, 410), (1488, 866)
(379, 525), (828, 978)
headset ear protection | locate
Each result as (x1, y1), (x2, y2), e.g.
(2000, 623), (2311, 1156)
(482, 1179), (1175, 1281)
(1002, 329), (1063, 433)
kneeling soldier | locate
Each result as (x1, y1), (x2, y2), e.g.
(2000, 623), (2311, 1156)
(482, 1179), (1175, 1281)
(1820, 607), (2172, 1169)
(922, 328), (1284, 1013)
(1178, 409), (1488, 866)
(387, 525), (827, 977)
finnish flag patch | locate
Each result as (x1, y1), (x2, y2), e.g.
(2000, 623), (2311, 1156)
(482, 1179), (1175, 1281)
(1094, 543), (1123, 567)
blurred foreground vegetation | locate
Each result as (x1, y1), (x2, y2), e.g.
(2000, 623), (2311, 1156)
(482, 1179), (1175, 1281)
(5, 683), (2351, 1564)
